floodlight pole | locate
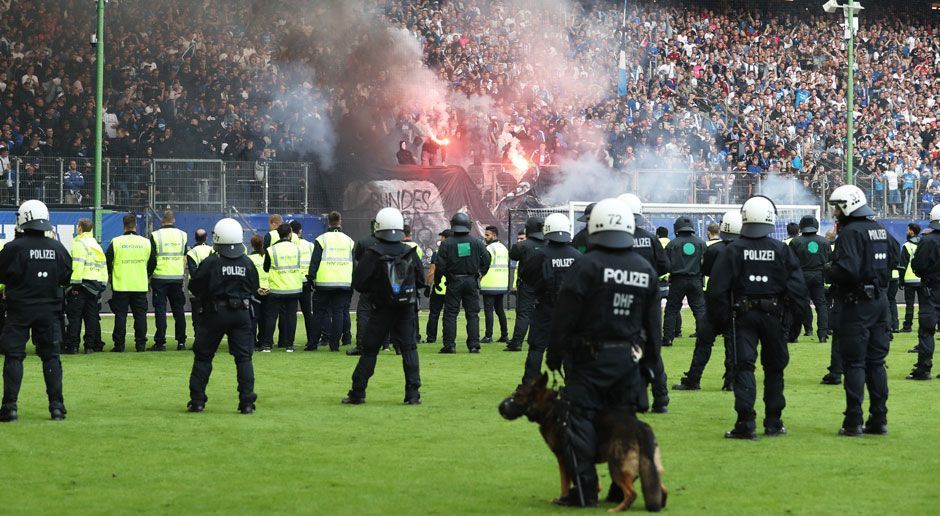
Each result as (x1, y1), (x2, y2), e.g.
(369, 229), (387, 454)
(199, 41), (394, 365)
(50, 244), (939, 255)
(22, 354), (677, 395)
(845, 0), (856, 186)
(93, 0), (105, 242)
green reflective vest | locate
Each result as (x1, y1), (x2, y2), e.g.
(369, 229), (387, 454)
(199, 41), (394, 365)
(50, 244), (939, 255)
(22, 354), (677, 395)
(71, 233), (108, 284)
(480, 241), (510, 292)
(187, 244), (213, 269)
(249, 253), (269, 291)
(314, 231), (354, 288)
(111, 233), (151, 292)
(903, 241), (920, 284)
(267, 229), (280, 247)
(404, 240), (424, 260)
(268, 240), (303, 295)
(293, 234), (315, 277)
(151, 226), (188, 280)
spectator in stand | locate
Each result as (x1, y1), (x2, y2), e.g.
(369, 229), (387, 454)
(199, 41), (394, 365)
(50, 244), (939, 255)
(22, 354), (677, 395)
(64, 160), (84, 204)
(397, 140), (416, 165)
(902, 166), (918, 217)
(0, 147), (11, 203)
(885, 165), (900, 216)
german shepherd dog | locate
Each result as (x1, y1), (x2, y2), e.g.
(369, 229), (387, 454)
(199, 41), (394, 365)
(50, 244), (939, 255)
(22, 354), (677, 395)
(499, 373), (668, 512)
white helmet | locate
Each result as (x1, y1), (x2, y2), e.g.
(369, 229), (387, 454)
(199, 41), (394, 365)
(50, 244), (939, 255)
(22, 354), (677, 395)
(930, 204), (940, 230)
(719, 210), (743, 240)
(617, 193), (644, 222)
(588, 198), (635, 249)
(16, 199), (52, 231)
(375, 207), (405, 242)
(543, 213), (572, 243)
(828, 184), (874, 218)
(212, 218), (245, 258)
(740, 196), (777, 238)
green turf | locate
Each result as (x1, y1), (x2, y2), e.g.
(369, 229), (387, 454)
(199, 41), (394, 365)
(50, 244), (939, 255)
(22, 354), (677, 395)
(0, 309), (938, 514)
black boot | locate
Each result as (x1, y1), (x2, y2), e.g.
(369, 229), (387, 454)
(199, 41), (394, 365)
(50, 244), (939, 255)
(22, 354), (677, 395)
(0, 404), (17, 422)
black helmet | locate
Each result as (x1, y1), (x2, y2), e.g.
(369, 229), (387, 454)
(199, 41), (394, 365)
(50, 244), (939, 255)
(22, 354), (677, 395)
(450, 212), (471, 234)
(524, 216), (544, 240)
(673, 216), (694, 234)
(576, 203), (596, 223)
(799, 215), (819, 234)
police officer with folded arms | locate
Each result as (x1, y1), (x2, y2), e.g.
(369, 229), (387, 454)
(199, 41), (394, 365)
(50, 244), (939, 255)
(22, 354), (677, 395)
(787, 216), (832, 343)
(186, 229), (213, 341)
(424, 229), (451, 344)
(187, 218), (259, 414)
(107, 213), (155, 352)
(0, 200), (72, 422)
(908, 205), (940, 381)
(290, 220), (317, 349)
(308, 211), (355, 352)
(544, 199), (662, 507)
(480, 225), (510, 344)
(436, 213), (490, 353)
(263, 223), (303, 353)
(662, 216), (706, 346)
(343, 208), (424, 405)
(707, 196), (809, 439)
(825, 186), (893, 436)
(505, 217), (544, 352)
(64, 218), (107, 355)
(150, 210), (188, 351)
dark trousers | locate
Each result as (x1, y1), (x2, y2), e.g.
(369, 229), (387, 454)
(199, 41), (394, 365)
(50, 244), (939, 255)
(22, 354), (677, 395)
(828, 334), (843, 376)
(522, 302), (552, 384)
(152, 280), (187, 346)
(65, 288), (101, 352)
(311, 289), (351, 350)
(349, 303), (421, 400)
(188, 307), (256, 406)
(482, 293), (508, 340)
(804, 271), (830, 339)
(251, 297), (267, 348)
(110, 291), (148, 351)
(832, 297), (890, 428)
(425, 292), (445, 341)
(903, 284), (923, 329)
(342, 300), (352, 346)
(0, 297), (6, 339)
(915, 288), (940, 374)
(509, 285), (537, 347)
(888, 280), (900, 331)
(263, 296), (298, 348)
(356, 293), (373, 348)
(442, 276), (481, 351)
(1, 305), (64, 411)
(299, 284), (315, 346)
(563, 348), (639, 502)
(730, 309), (789, 430)
(662, 275), (705, 343)
(683, 315), (732, 384)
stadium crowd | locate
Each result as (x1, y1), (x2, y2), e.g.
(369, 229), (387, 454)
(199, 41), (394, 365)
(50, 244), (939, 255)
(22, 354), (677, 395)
(0, 0), (939, 216)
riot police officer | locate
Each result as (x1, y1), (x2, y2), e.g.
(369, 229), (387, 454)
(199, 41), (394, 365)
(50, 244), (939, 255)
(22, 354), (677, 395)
(436, 212), (490, 353)
(149, 210), (188, 351)
(424, 229), (451, 344)
(263, 224), (303, 352)
(544, 198), (662, 507)
(675, 210), (742, 391)
(519, 213), (580, 383)
(347, 220), (381, 356)
(343, 208), (425, 405)
(908, 204), (940, 381)
(827, 185), (892, 436)
(187, 218), (259, 414)
(662, 216), (706, 346)
(107, 213), (155, 352)
(707, 196), (809, 439)
(505, 217), (544, 352)
(308, 212), (355, 352)
(186, 229), (213, 344)
(788, 216), (832, 343)
(65, 218), (107, 355)
(480, 226), (510, 343)
(0, 200), (72, 422)
(571, 203), (595, 254)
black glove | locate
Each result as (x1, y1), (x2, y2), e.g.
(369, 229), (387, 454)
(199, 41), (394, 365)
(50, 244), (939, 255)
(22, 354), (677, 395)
(423, 286), (431, 298)
(546, 352), (562, 372)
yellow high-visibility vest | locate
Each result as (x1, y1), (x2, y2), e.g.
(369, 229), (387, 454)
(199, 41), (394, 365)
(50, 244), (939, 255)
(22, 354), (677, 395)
(266, 229), (280, 248)
(404, 240), (424, 260)
(71, 232), (107, 284)
(481, 241), (510, 292)
(151, 226), (188, 280)
(293, 234), (315, 274)
(903, 241), (920, 284)
(314, 230), (354, 288)
(111, 233), (151, 292)
(268, 240), (303, 295)
(187, 244), (213, 269)
(249, 252), (269, 291)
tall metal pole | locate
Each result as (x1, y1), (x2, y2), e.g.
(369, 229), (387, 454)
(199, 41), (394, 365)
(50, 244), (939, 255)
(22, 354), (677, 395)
(845, 1), (855, 185)
(94, 0), (105, 241)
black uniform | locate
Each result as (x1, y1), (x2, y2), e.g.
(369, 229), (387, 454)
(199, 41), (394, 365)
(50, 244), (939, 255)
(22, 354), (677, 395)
(425, 249), (446, 342)
(507, 236), (544, 350)
(633, 226), (671, 411)
(351, 234), (381, 354)
(519, 241), (580, 383)
(436, 233), (490, 352)
(0, 231), (72, 418)
(187, 253), (259, 410)
(788, 232), (833, 341)
(679, 239), (733, 388)
(887, 233), (901, 333)
(545, 247), (661, 504)
(828, 216), (892, 431)
(186, 243), (212, 340)
(572, 229), (588, 254)
(899, 237), (923, 332)
(346, 240), (425, 402)
(662, 230), (707, 344)
(707, 236), (808, 435)
(911, 228), (940, 378)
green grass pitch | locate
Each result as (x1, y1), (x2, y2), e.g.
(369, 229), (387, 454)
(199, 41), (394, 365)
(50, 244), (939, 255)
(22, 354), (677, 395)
(0, 309), (938, 514)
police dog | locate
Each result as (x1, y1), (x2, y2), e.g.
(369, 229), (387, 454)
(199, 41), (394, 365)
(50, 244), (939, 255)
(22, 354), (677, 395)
(499, 373), (667, 512)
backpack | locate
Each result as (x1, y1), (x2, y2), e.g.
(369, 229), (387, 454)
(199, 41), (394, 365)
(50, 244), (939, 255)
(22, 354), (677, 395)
(373, 244), (419, 306)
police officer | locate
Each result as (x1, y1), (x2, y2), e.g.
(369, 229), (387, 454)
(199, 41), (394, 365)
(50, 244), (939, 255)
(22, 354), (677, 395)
(662, 216), (706, 346)
(480, 225), (510, 343)
(342, 208), (424, 405)
(308, 211), (354, 352)
(908, 205), (940, 381)
(402, 224), (423, 345)
(656, 226), (680, 336)
(887, 232), (902, 334)
(186, 229), (213, 344)
(424, 229), (450, 344)
(263, 224), (303, 352)
(571, 203), (595, 254)
(520, 213), (580, 383)
(247, 235), (269, 350)
(675, 210), (742, 391)
(783, 222), (799, 245)
(900, 223), (922, 334)
(707, 196), (809, 439)
(0, 200), (72, 422)
(289, 220), (316, 349)
(436, 212), (490, 353)
(186, 218), (259, 414)
(263, 214), (283, 249)
(544, 198), (662, 507)
(149, 210), (188, 351)
(505, 217), (544, 352)
(107, 213), (155, 352)
(64, 218), (107, 355)
(826, 185), (892, 436)
(788, 216), (832, 343)
(347, 219), (381, 356)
